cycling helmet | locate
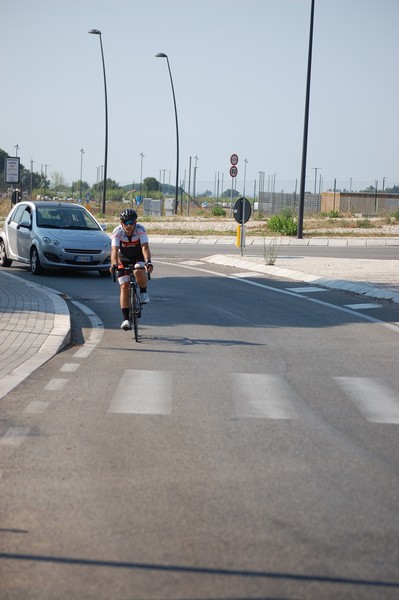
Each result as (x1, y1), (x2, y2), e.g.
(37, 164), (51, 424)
(119, 208), (138, 223)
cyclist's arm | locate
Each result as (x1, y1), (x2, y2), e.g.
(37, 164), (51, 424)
(110, 237), (119, 271)
(141, 242), (153, 272)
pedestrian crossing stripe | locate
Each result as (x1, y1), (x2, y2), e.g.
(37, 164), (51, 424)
(107, 371), (399, 424)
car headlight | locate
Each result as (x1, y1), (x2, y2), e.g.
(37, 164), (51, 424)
(42, 237), (61, 247)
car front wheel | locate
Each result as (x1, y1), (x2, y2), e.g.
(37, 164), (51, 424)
(0, 239), (12, 267)
(30, 247), (43, 275)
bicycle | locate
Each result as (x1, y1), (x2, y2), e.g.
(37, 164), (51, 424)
(112, 264), (150, 342)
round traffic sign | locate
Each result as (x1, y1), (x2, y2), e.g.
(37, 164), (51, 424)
(230, 165), (238, 178)
(233, 197), (252, 224)
(230, 153), (239, 166)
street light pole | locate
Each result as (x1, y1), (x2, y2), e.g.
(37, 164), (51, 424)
(312, 167), (320, 194)
(79, 148), (84, 201)
(156, 53), (179, 215)
(89, 29), (108, 215)
(139, 152), (144, 200)
(243, 159), (248, 197)
(297, 0), (316, 239)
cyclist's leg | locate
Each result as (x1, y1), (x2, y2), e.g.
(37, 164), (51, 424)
(117, 267), (130, 330)
(133, 261), (149, 303)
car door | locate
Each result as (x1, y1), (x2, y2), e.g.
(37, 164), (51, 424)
(16, 206), (33, 260)
(6, 204), (27, 259)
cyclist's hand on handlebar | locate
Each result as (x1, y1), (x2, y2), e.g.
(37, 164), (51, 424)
(111, 264), (118, 281)
(145, 261), (154, 273)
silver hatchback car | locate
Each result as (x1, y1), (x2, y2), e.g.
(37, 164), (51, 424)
(0, 201), (111, 276)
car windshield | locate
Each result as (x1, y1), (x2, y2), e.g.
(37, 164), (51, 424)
(36, 207), (101, 230)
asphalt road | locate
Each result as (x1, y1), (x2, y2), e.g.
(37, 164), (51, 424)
(1, 246), (399, 599)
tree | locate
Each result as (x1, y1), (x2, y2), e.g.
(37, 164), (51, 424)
(51, 171), (67, 190)
(222, 188), (240, 198)
(385, 184), (399, 193)
(91, 178), (121, 193)
(143, 177), (160, 192)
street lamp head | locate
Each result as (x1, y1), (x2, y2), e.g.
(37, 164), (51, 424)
(156, 52), (167, 58)
(89, 29), (102, 35)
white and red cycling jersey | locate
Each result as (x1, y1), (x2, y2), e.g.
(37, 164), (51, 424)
(111, 223), (149, 266)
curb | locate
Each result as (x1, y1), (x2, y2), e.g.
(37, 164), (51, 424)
(202, 254), (399, 305)
(0, 272), (70, 400)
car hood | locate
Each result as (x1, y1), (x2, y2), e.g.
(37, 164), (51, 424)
(41, 228), (110, 247)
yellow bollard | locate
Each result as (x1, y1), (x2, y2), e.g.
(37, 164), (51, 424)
(236, 224), (241, 247)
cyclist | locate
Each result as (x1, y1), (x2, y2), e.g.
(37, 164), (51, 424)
(110, 208), (154, 331)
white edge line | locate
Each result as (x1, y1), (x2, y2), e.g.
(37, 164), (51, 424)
(161, 261), (399, 335)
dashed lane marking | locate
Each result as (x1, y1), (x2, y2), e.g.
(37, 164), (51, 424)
(44, 379), (68, 391)
(286, 286), (327, 293)
(60, 363), (80, 373)
(23, 401), (50, 414)
(233, 272), (264, 278)
(0, 427), (30, 447)
(344, 303), (382, 310)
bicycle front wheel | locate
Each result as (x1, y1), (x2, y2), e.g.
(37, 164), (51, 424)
(129, 285), (140, 342)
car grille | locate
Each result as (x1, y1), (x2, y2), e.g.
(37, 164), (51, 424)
(64, 248), (103, 254)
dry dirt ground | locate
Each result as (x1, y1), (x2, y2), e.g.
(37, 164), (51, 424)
(140, 216), (399, 237)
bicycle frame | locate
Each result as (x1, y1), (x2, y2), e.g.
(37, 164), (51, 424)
(113, 264), (149, 342)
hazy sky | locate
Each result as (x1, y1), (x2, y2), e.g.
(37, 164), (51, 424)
(1, 0), (398, 193)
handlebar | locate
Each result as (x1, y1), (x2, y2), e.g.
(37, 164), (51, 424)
(112, 264), (151, 283)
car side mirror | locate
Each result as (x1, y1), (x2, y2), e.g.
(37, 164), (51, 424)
(18, 219), (31, 229)
(101, 224), (107, 231)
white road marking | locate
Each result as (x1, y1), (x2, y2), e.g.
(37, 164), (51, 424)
(60, 363), (80, 373)
(71, 301), (104, 358)
(286, 286), (326, 293)
(73, 347), (93, 358)
(108, 370), (173, 415)
(0, 427), (30, 447)
(24, 401), (50, 414)
(234, 272), (264, 278)
(44, 378), (68, 391)
(233, 374), (300, 420)
(344, 303), (382, 310)
(334, 377), (399, 424)
(167, 261), (399, 335)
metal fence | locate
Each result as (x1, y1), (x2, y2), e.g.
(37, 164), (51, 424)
(258, 192), (320, 215)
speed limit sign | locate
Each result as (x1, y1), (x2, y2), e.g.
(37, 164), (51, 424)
(230, 165), (238, 178)
(230, 153), (239, 166)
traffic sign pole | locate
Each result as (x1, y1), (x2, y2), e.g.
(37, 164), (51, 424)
(229, 154), (238, 218)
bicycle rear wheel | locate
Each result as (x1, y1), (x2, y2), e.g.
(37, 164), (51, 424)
(129, 284), (140, 342)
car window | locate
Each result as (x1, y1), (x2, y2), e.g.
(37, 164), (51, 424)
(60, 208), (100, 230)
(9, 204), (26, 224)
(36, 206), (100, 230)
(20, 207), (32, 225)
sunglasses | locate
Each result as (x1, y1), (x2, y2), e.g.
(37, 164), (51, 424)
(122, 220), (135, 226)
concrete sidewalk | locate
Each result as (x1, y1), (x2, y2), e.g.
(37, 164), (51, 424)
(0, 271), (70, 400)
(0, 236), (397, 399)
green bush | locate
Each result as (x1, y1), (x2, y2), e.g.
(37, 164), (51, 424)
(268, 209), (297, 236)
(356, 219), (374, 228)
(211, 205), (226, 216)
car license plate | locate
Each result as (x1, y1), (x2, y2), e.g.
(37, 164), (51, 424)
(75, 255), (93, 263)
